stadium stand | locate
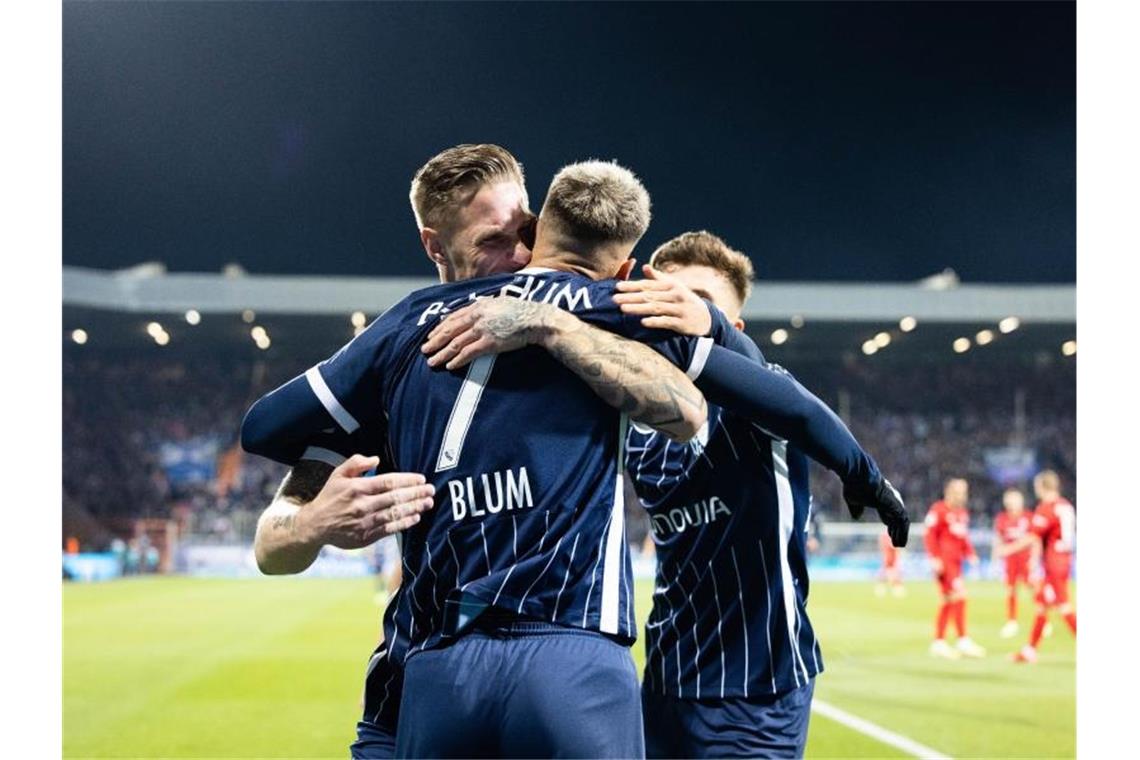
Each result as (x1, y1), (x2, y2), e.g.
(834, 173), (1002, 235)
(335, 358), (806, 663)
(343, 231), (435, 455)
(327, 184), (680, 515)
(63, 267), (1075, 552)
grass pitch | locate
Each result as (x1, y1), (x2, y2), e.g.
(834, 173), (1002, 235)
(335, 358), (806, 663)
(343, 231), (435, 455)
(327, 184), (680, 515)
(64, 576), (1074, 758)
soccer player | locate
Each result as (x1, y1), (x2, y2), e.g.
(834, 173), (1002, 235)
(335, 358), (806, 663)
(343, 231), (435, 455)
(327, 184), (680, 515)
(1012, 470), (1076, 663)
(877, 528), (906, 598)
(244, 161), (905, 756)
(431, 229), (908, 758)
(620, 232), (826, 758)
(924, 478), (985, 659)
(248, 144), (715, 758)
(993, 488), (1035, 637)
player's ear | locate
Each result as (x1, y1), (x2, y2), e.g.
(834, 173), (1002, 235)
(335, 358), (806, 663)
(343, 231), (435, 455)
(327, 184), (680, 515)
(421, 228), (448, 267)
(615, 258), (636, 282)
(733, 318), (746, 332)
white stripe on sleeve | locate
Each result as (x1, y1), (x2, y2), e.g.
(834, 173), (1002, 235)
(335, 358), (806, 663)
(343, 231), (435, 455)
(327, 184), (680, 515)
(300, 446), (347, 468)
(685, 336), (715, 380)
(305, 366), (360, 434)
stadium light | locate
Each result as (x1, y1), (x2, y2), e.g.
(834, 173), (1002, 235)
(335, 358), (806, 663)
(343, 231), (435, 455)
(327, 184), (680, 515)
(999, 316), (1020, 334)
(899, 316), (917, 332)
(242, 309), (256, 324)
(790, 315), (805, 329)
(250, 326), (268, 341)
(975, 329), (994, 346)
(154, 331), (170, 346)
(770, 329), (789, 345)
(354, 325), (366, 337)
(874, 331), (891, 348)
(71, 329), (88, 345)
(861, 340), (878, 356)
(1062, 340), (1076, 356)
(351, 311), (367, 328)
(953, 337), (971, 353)
(256, 336), (271, 351)
(185, 309), (201, 325)
(146, 321), (164, 338)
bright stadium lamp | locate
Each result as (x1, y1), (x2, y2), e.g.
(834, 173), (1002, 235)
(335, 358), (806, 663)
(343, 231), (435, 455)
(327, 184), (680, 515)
(899, 316), (917, 332)
(71, 329), (88, 345)
(975, 329), (994, 345)
(242, 309), (256, 324)
(185, 310), (201, 325)
(861, 340), (878, 356)
(1062, 340), (1076, 356)
(351, 311), (367, 328)
(953, 337), (971, 353)
(771, 329), (789, 345)
(999, 316), (1020, 334)
(790, 315), (804, 329)
(874, 331), (891, 348)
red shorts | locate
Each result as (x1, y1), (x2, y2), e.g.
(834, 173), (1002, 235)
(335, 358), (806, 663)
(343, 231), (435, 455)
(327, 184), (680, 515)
(1036, 559), (1072, 607)
(882, 547), (898, 569)
(1005, 555), (1031, 586)
(935, 559), (964, 597)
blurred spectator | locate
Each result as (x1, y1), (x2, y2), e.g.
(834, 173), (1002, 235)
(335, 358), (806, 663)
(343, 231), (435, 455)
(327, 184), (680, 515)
(63, 352), (1074, 543)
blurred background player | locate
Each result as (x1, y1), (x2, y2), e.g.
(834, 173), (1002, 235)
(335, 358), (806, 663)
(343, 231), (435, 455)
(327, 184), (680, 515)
(876, 528), (906, 597)
(924, 478), (985, 658)
(993, 488), (1035, 637)
(1012, 470), (1076, 663)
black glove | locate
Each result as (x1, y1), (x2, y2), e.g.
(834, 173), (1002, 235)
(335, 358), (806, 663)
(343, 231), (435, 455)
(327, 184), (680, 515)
(844, 476), (909, 547)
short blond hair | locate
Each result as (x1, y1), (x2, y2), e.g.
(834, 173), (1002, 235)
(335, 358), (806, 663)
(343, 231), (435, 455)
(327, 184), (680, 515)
(410, 144), (526, 231)
(649, 231), (755, 305)
(542, 160), (651, 244)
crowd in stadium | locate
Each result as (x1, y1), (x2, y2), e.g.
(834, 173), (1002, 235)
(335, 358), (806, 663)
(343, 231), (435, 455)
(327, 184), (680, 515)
(63, 351), (1075, 550)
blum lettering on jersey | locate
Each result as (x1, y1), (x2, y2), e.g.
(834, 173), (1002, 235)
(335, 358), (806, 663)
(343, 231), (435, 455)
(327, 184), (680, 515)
(447, 467), (535, 521)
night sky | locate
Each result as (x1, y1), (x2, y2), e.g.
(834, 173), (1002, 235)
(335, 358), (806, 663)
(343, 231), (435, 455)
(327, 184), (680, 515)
(63, 1), (1075, 282)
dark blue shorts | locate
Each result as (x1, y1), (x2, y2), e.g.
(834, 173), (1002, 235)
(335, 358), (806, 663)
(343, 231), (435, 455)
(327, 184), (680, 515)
(350, 644), (402, 759)
(396, 617), (644, 758)
(642, 679), (815, 759)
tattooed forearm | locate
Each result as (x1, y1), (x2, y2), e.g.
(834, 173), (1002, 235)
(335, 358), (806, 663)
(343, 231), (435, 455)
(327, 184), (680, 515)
(542, 315), (708, 441)
(269, 513), (298, 533)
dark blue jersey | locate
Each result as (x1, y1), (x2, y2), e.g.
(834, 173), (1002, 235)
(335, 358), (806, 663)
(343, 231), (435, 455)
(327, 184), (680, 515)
(242, 268), (883, 668)
(244, 267), (705, 663)
(630, 335), (822, 699)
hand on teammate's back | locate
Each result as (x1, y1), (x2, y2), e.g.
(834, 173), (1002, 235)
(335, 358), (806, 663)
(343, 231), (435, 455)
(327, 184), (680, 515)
(613, 265), (713, 336)
(844, 476), (909, 547)
(301, 455), (435, 549)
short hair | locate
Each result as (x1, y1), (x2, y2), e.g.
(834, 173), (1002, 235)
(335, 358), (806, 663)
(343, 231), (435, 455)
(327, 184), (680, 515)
(649, 231), (755, 305)
(542, 160), (651, 244)
(410, 144), (526, 231)
(1035, 470), (1061, 491)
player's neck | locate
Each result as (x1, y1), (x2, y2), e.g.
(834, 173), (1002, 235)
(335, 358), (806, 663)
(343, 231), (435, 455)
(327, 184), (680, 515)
(528, 246), (608, 281)
(528, 231), (629, 281)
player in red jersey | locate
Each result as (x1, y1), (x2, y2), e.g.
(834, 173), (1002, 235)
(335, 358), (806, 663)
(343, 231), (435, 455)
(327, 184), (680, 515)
(993, 488), (1037, 638)
(1012, 470), (1076, 663)
(924, 478), (985, 658)
(876, 529), (906, 597)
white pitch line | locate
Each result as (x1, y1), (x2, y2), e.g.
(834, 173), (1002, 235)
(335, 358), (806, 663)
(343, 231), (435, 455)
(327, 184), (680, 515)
(812, 699), (953, 760)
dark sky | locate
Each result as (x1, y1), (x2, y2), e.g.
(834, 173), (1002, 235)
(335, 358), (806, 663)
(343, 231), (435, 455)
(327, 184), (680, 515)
(63, 1), (1075, 282)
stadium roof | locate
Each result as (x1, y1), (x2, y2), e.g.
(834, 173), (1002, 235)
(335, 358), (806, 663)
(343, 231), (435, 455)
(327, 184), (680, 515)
(64, 267), (1074, 323)
(63, 267), (1076, 363)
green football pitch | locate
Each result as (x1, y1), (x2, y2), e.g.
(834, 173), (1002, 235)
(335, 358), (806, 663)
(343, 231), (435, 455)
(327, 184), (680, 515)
(64, 576), (1074, 758)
